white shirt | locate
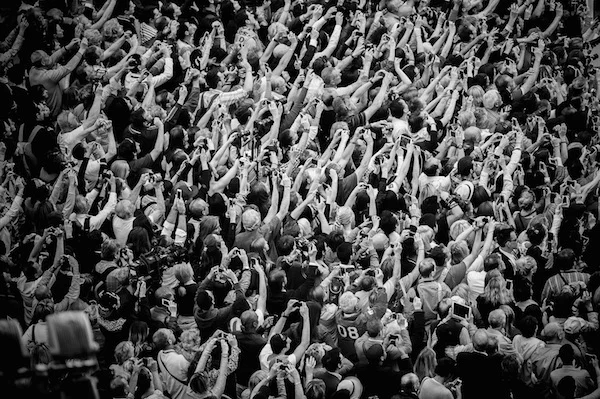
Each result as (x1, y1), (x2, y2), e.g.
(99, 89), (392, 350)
(259, 344), (297, 372)
(467, 269), (486, 304)
(157, 349), (189, 399)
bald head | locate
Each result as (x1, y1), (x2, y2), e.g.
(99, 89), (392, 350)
(241, 310), (259, 332)
(473, 329), (489, 352)
(400, 373), (419, 393)
(35, 285), (51, 301)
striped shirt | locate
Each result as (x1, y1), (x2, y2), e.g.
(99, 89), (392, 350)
(541, 270), (590, 301)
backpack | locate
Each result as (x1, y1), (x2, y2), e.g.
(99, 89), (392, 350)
(28, 324), (52, 367)
(415, 282), (445, 323)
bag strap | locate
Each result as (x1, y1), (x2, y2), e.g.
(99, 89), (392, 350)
(158, 352), (188, 386)
(558, 272), (569, 286)
(84, 217), (91, 232)
(28, 126), (43, 144)
(32, 324), (36, 344)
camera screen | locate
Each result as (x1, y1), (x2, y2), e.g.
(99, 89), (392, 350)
(453, 303), (471, 319)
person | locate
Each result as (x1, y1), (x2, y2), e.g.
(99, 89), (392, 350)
(154, 328), (189, 399)
(456, 329), (503, 399)
(418, 357), (460, 399)
(551, 344), (595, 399)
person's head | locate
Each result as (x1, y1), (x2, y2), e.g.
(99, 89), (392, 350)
(558, 344), (575, 366)
(541, 322), (565, 343)
(240, 310), (259, 333)
(557, 375), (577, 399)
(472, 329), (489, 352)
(322, 348), (342, 372)
(336, 242), (353, 265)
(488, 309), (507, 331)
(101, 239), (120, 261)
(555, 248), (576, 271)
(155, 287), (174, 307)
(114, 340), (134, 365)
(306, 379), (327, 399)
(339, 291), (358, 314)
(152, 328), (176, 350)
(495, 224), (517, 251)
(270, 333), (291, 355)
(127, 227), (151, 258)
(434, 357), (455, 381)
(110, 376), (129, 398)
(128, 321), (149, 347)
(32, 298), (54, 324)
(73, 195), (90, 215)
(518, 315), (538, 338)
(174, 263), (194, 286)
(515, 256), (537, 280)
(115, 200), (136, 220)
(418, 258), (436, 278)
(414, 347), (437, 381)
(400, 373), (419, 394)
(366, 317), (383, 338)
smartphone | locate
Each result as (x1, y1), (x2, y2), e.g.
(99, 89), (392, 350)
(399, 135), (411, 149)
(176, 189), (183, 200)
(452, 302), (472, 320)
(409, 225), (417, 237)
(561, 195), (570, 208)
(506, 279), (513, 291)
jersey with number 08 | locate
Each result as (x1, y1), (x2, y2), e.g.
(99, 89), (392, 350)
(335, 310), (368, 362)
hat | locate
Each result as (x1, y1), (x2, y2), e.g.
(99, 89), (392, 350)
(541, 322), (563, 339)
(173, 181), (199, 202)
(106, 267), (130, 293)
(564, 317), (585, 335)
(420, 213), (437, 229)
(455, 181), (475, 201)
(457, 156), (473, 177)
(337, 377), (363, 399)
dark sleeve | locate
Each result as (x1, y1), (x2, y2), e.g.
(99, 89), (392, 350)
(398, 357), (414, 375)
(301, 44), (317, 69)
(336, 173), (358, 204)
(164, 103), (183, 132)
(129, 153), (155, 173)
(280, 87), (308, 132)
(409, 310), (426, 361)
(287, 265), (317, 301)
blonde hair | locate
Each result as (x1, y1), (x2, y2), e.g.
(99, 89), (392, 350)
(115, 200), (135, 219)
(467, 85), (485, 107)
(482, 276), (513, 306)
(114, 341), (134, 364)
(174, 263), (194, 286)
(414, 347), (437, 382)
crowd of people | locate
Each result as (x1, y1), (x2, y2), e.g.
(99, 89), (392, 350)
(0, 0), (600, 398)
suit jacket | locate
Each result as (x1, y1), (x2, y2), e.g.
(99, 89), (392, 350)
(456, 351), (503, 399)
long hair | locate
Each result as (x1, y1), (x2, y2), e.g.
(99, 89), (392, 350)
(128, 321), (149, 357)
(482, 276), (513, 306)
(414, 347), (437, 382)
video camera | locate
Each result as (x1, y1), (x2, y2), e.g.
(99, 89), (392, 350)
(134, 245), (187, 287)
